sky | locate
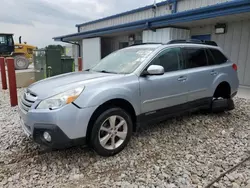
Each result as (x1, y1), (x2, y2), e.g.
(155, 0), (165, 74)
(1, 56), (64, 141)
(0, 0), (161, 48)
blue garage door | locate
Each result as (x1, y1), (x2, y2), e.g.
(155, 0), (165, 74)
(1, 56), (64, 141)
(191, 34), (211, 41)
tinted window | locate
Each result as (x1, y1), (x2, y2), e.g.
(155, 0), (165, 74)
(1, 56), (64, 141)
(206, 49), (216, 65)
(183, 48), (207, 68)
(209, 48), (228, 64)
(150, 48), (181, 72)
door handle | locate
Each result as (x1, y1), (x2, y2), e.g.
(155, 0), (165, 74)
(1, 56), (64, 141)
(177, 76), (187, 82)
(210, 70), (218, 76)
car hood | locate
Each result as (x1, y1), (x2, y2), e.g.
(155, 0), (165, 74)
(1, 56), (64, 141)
(27, 71), (122, 99)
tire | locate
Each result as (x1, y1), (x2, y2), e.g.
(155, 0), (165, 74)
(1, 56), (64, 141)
(211, 83), (233, 113)
(211, 98), (235, 113)
(13, 55), (29, 70)
(90, 108), (133, 157)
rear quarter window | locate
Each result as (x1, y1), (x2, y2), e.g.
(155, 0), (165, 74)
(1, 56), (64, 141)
(209, 48), (228, 65)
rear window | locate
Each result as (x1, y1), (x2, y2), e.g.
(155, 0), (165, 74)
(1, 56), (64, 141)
(209, 48), (228, 65)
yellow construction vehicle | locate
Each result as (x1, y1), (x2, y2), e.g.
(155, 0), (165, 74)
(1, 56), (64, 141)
(0, 34), (36, 70)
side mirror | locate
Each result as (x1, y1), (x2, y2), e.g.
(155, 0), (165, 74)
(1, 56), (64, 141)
(146, 65), (164, 75)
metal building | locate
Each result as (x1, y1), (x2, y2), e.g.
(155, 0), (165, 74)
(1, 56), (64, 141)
(54, 0), (250, 87)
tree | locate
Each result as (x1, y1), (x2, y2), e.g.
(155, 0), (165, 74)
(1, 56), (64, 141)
(45, 45), (64, 55)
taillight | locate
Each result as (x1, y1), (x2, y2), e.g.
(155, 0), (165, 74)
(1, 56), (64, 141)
(232, 64), (237, 71)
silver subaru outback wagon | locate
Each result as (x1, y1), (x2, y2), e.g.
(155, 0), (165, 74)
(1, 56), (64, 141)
(19, 40), (239, 156)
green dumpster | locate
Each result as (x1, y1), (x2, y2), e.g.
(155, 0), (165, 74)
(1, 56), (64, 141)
(61, 56), (74, 74)
(33, 50), (74, 81)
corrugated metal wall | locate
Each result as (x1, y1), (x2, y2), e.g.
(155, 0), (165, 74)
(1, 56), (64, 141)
(79, 0), (233, 33)
(177, 0), (233, 12)
(169, 28), (191, 41)
(143, 28), (190, 43)
(80, 10), (152, 32)
(79, 5), (172, 32)
(191, 20), (250, 86)
(143, 28), (171, 43)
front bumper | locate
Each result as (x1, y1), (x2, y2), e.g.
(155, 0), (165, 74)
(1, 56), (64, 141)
(32, 124), (86, 149)
(19, 103), (97, 149)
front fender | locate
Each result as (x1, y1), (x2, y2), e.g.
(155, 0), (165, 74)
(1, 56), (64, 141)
(74, 86), (141, 115)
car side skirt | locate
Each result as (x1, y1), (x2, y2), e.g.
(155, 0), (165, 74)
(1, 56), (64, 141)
(137, 97), (212, 127)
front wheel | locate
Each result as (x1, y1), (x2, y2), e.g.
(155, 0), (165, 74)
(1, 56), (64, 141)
(90, 108), (133, 157)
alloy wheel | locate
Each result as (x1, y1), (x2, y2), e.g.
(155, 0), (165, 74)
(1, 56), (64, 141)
(98, 115), (128, 150)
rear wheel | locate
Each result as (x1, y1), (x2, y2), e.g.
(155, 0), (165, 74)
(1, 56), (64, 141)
(211, 82), (234, 113)
(13, 55), (29, 70)
(90, 108), (133, 157)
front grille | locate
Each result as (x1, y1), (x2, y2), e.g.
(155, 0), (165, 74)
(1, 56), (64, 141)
(20, 91), (37, 112)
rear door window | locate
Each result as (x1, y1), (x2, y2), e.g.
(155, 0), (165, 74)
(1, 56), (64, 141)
(182, 48), (207, 69)
(209, 48), (228, 65)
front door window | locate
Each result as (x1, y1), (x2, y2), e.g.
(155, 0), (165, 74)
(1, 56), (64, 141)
(150, 47), (182, 72)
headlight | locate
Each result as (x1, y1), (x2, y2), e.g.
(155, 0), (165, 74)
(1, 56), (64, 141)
(36, 87), (84, 110)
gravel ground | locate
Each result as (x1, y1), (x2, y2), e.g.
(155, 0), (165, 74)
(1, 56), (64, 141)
(0, 87), (250, 188)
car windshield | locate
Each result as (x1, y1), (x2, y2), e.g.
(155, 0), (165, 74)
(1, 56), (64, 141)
(90, 47), (155, 74)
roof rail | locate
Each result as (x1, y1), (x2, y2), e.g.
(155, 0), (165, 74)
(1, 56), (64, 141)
(130, 42), (162, 46)
(167, 39), (218, 46)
